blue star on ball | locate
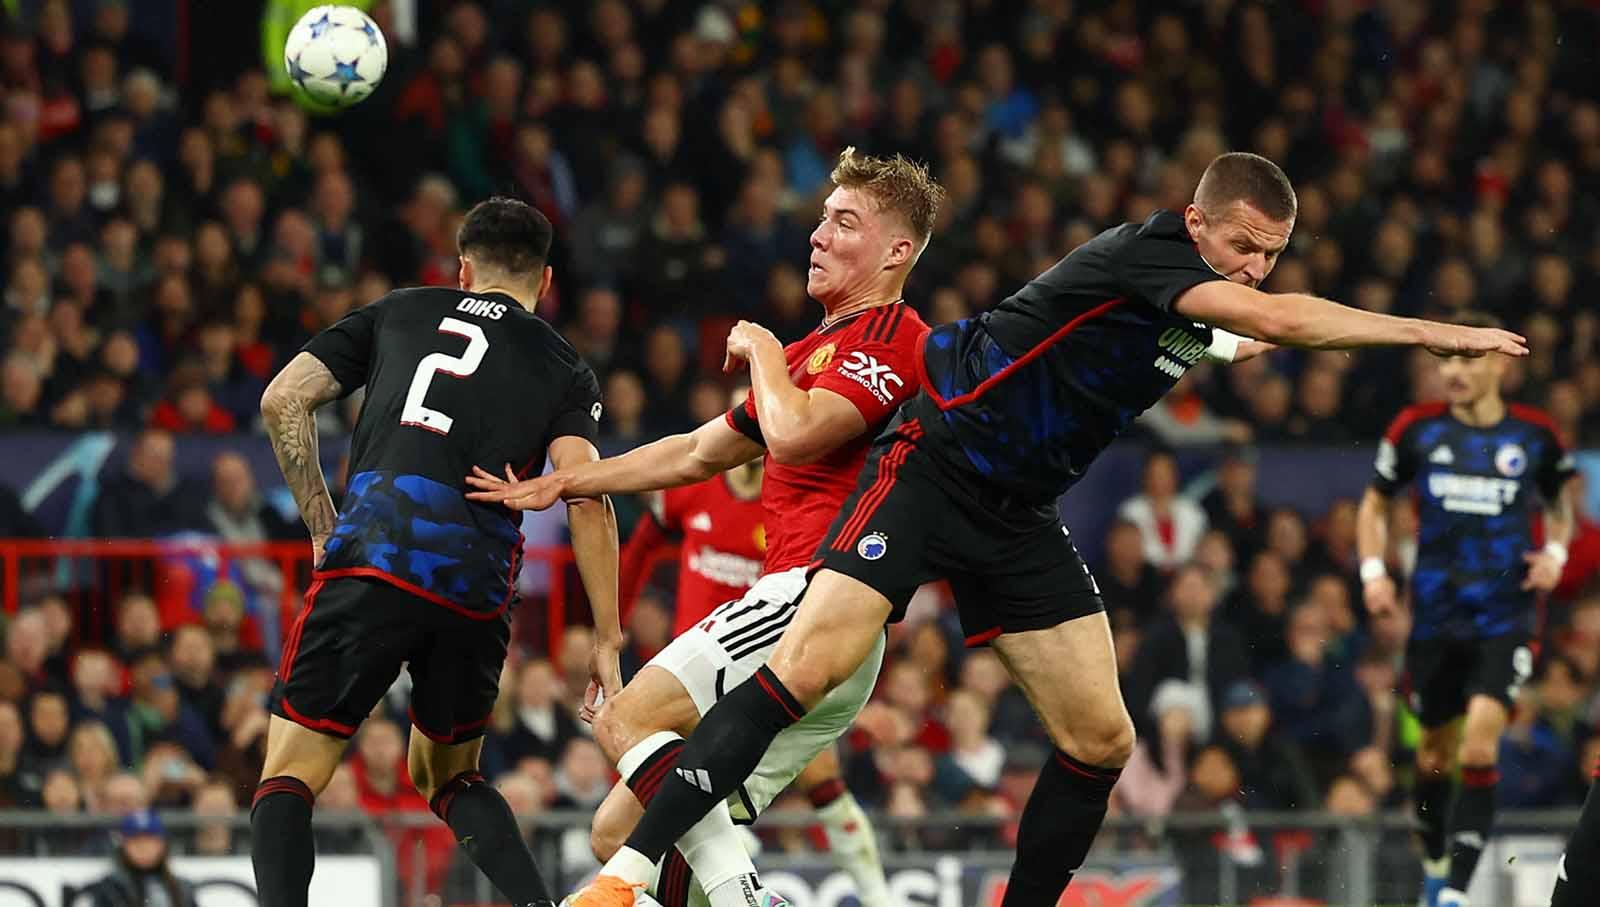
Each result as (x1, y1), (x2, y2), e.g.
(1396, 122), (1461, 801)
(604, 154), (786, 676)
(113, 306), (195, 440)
(331, 58), (366, 92)
(287, 52), (313, 86)
(307, 12), (333, 39)
(360, 19), (380, 46)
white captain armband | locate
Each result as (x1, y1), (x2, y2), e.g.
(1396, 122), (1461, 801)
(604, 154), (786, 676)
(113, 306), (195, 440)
(1203, 328), (1247, 363)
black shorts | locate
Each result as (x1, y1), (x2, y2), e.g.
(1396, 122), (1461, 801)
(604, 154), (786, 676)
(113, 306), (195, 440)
(270, 576), (512, 742)
(814, 418), (1104, 645)
(1405, 632), (1536, 728)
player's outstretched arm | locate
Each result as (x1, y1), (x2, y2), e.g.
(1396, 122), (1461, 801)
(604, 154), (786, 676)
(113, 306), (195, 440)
(550, 435), (625, 721)
(466, 415), (764, 510)
(725, 320), (868, 464)
(1526, 481), (1577, 592)
(1175, 281), (1529, 357)
(261, 352), (344, 565)
(1355, 488), (1399, 619)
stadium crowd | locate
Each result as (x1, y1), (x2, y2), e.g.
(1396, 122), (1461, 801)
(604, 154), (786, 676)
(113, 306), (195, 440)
(2, 0), (1600, 898)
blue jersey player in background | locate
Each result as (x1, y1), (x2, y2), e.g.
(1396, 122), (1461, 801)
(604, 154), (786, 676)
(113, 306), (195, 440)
(1356, 312), (1576, 907)
(553, 153), (1532, 907)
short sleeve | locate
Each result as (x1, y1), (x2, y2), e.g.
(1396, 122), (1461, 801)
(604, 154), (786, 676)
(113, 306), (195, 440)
(547, 363), (603, 446)
(1112, 231), (1225, 312)
(302, 300), (383, 396)
(1371, 415), (1419, 495)
(811, 339), (916, 425)
(1535, 428), (1578, 501)
(725, 390), (764, 445)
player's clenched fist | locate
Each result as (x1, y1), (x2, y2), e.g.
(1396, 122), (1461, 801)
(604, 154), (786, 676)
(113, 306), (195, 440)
(466, 464), (566, 511)
(723, 320), (781, 372)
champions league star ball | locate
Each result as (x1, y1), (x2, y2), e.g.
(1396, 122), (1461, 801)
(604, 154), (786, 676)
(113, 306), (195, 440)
(284, 5), (388, 110)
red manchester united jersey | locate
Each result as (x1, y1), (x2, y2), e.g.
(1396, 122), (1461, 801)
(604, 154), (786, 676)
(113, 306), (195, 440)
(621, 475), (766, 635)
(724, 302), (928, 575)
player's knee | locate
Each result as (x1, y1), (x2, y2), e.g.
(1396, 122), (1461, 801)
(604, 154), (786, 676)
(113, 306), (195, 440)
(1063, 716), (1135, 769)
(1458, 738), (1499, 769)
(592, 700), (640, 765)
(1415, 745), (1453, 777)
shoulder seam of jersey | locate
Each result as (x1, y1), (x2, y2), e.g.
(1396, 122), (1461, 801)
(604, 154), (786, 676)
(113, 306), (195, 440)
(1386, 401), (1449, 442)
(1507, 403), (1561, 438)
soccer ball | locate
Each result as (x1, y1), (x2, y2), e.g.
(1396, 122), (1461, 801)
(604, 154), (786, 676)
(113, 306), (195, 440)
(283, 5), (387, 109)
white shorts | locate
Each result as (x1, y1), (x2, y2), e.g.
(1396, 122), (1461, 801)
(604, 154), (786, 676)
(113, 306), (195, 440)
(648, 567), (885, 822)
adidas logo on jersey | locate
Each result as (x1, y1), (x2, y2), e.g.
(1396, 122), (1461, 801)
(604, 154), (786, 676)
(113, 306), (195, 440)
(1429, 445), (1454, 464)
(677, 766), (714, 794)
(837, 351), (903, 404)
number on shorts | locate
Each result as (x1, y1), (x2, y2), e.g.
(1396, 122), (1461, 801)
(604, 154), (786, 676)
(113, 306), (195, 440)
(401, 317), (488, 435)
(1507, 644), (1534, 698)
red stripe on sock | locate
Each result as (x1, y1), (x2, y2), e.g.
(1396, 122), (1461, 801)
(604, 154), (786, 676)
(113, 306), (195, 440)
(756, 670), (803, 722)
(1461, 765), (1500, 788)
(1055, 750), (1121, 787)
(628, 744), (684, 807)
(253, 776), (314, 808)
(806, 777), (848, 808)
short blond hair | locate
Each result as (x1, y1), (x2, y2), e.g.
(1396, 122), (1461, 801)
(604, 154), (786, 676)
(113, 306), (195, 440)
(829, 146), (945, 251)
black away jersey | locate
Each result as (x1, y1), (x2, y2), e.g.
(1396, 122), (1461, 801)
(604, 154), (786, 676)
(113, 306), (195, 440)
(303, 287), (601, 616)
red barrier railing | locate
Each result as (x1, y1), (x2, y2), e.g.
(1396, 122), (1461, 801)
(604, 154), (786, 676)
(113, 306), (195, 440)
(0, 539), (603, 663)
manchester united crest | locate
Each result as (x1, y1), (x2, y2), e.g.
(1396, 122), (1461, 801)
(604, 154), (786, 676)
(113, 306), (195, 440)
(806, 343), (837, 375)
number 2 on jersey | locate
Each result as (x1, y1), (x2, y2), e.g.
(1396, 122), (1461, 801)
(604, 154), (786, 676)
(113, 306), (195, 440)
(401, 317), (487, 435)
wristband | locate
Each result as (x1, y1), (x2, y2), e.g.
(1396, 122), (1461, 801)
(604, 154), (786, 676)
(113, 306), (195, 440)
(1359, 557), (1387, 583)
(1205, 329), (1244, 363)
(1544, 541), (1569, 570)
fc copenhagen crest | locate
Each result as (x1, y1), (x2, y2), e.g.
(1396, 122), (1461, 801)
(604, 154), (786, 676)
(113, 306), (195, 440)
(806, 343), (837, 375)
(1495, 442), (1527, 477)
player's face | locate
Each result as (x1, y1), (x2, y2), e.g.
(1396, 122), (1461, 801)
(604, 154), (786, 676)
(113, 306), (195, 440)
(808, 187), (908, 304)
(1186, 201), (1292, 288)
(1438, 351), (1505, 405)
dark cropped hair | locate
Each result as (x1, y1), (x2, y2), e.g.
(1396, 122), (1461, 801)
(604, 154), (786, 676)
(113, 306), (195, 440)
(1195, 152), (1298, 223)
(456, 197), (554, 278)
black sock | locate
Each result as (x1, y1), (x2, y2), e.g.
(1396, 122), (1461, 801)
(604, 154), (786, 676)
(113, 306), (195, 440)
(1414, 770), (1453, 862)
(655, 849), (694, 907)
(625, 737), (686, 807)
(623, 666), (804, 862)
(1552, 761), (1600, 907)
(430, 771), (555, 907)
(1446, 764), (1498, 892)
(1001, 749), (1121, 907)
(252, 776), (315, 907)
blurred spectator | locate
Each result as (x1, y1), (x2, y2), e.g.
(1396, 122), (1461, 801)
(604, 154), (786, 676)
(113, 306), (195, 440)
(6, 607), (55, 690)
(1202, 449), (1266, 559)
(568, 158), (649, 288)
(68, 721), (122, 810)
(190, 781), (239, 855)
(353, 717), (454, 895)
(1217, 681), (1318, 811)
(79, 810), (198, 907)
(70, 650), (132, 762)
(484, 658), (581, 778)
(21, 687), (71, 785)
(1119, 450), (1209, 570)
(1263, 602), (1372, 775)
(941, 688), (1003, 789)
(1123, 564), (1248, 737)
(1114, 680), (1204, 817)
(1227, 551), (1296, 672)
(92, 429), (206, 537)
(1098, 518), (1165, 622)
(95, 772), (149, 816)
(120, 651), (215, 772)
(0, 700), (31, 807)
(169, 625), (223, 740)
(566, 287), (624, 377)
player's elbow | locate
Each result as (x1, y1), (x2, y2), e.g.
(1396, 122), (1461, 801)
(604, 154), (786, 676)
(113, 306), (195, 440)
(766, 433), (824, 466)
(259, 384), (291, 420)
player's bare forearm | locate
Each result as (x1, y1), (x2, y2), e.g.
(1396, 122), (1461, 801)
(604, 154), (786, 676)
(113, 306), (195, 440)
(564, 421), (762, 498)
(1355, 488), (1391, 562)
(1545, 485), (1576, 547)
(260, 352), (342, 551)
(1177, 283), (1527, 356)
(567, 494), (623, 647)
(745, 335), (815, 451)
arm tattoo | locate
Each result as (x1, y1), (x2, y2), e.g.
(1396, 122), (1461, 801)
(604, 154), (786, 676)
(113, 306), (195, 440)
(262, 353), (343, 544)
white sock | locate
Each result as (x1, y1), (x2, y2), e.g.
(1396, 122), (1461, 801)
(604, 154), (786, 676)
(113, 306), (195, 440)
(600, 846), (656, 887)
(815, 790), (891, 906)
(618, 730), (684, 779)
(1423, 855), (1450, 878)
(679, 800), (762, 906)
